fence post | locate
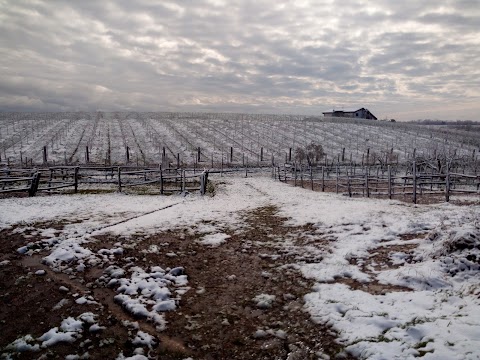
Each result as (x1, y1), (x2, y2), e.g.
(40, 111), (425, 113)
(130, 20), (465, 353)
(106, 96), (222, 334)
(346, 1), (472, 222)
(48, 169), (53, 192)
(117, 167), (122, 192)
(321, 166), (325, 192)
(412, 160), (417, 204)
(200, 171), (208, 195)
(160, 167), (164, 195)
(388, 165), (392, 199)
(335, 165), (339, 194)
(74, 167), (79, 193)
(28, 172), (40, 197)
(182, 170), (186, 192)
(43, 146), (47, 165)
(300, 165), (304, 188)
(347, 174), (352, 197)
(365, 169), (370, 198)
(310, 166), (314, 191)
(294, 163), (297, 187)
(445, 165), (450, 202)
(204, 171), (209, 195)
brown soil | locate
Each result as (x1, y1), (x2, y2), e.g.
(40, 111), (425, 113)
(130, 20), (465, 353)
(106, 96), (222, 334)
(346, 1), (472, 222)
(0, 205), (354, 360)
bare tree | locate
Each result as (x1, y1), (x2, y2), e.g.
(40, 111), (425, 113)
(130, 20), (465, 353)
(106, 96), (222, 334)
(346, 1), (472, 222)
(305, 142), (325, 165)
(294, 147), (306, 163)
(295, 142), (325, 165)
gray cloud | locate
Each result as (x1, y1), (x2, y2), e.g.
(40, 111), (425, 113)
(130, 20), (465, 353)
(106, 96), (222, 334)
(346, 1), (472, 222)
(0, 0), (479, 120)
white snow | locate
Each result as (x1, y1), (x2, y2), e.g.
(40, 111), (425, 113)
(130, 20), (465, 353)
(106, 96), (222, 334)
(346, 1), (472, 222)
(5, 335), (40, 352)
(101, 265), (188, 331)
(6, 313), (100, 351)
(2, 173), (479, 359)
(198, 232), (231, 246)
(253, 294), (276, 309)
(131, 331), (156, 348)
(116, 354), (148, 360)
(52, 298), (69, 310)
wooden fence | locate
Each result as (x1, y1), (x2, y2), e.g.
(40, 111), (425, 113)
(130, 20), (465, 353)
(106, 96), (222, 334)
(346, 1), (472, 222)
(0, 168), (40, 197)
(274, 162), (480, 203)
(0, 166), (210, 197)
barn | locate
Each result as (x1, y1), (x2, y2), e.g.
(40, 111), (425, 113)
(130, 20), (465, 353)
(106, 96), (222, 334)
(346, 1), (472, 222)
(322, 108), (377, 120)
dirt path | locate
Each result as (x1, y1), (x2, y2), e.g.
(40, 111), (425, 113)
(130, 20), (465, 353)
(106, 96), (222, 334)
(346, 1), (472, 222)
(0, 205), (353, 359)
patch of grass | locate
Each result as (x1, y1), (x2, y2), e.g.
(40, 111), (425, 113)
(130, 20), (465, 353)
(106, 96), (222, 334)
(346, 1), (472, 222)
(413, 338), (435, 357)
(400, 316), (429, 328)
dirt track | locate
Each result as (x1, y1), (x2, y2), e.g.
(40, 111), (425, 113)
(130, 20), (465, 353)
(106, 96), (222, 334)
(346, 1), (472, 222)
(0, 204), (356, 359)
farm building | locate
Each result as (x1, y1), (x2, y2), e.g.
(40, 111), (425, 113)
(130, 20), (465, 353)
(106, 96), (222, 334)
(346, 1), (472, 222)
(323, 108), (377, 120)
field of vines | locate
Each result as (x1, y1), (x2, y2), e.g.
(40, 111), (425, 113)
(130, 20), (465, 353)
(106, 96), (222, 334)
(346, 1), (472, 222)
(0, 112), (479, 169)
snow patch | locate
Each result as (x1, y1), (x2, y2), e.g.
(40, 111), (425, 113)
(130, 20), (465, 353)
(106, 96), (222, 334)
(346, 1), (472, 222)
(198, 232), (231, 246)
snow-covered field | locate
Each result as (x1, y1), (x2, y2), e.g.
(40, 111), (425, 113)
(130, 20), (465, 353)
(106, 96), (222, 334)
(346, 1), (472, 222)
(1, 173), (479, 359)
(1, 112), (477, 167)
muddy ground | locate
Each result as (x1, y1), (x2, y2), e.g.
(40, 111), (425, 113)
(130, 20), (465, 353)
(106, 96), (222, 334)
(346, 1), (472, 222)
(0, 202), (371, 360)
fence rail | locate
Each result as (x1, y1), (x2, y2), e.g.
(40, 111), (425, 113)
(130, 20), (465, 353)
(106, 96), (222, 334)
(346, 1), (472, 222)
(0, 166), (210, 197)
(274, 161), (480, 203)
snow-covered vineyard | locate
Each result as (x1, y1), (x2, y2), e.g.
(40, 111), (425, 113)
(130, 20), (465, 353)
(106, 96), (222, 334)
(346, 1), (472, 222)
(1, 173), (479, 359)
(1, 112), (478, 167)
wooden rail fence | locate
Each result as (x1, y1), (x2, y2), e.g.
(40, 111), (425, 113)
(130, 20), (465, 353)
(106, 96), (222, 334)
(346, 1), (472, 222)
(274, 161), (480, 203)
(0, 166), (210, 197)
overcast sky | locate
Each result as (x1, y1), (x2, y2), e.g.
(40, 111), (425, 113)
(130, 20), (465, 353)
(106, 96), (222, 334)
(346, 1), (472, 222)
(0, 0), (479, 121)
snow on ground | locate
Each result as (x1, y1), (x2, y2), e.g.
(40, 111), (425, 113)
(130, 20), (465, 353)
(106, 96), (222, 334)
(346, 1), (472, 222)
(0, 193), (180, 236)
(100, 265), (189, 331)
(198, 233), (231, 247)
(5, 312), (99, 351)
(1, 172), (479, 359)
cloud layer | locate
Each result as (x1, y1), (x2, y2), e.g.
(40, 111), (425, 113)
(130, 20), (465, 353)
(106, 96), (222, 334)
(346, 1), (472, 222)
(1, 0), (479, 120)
